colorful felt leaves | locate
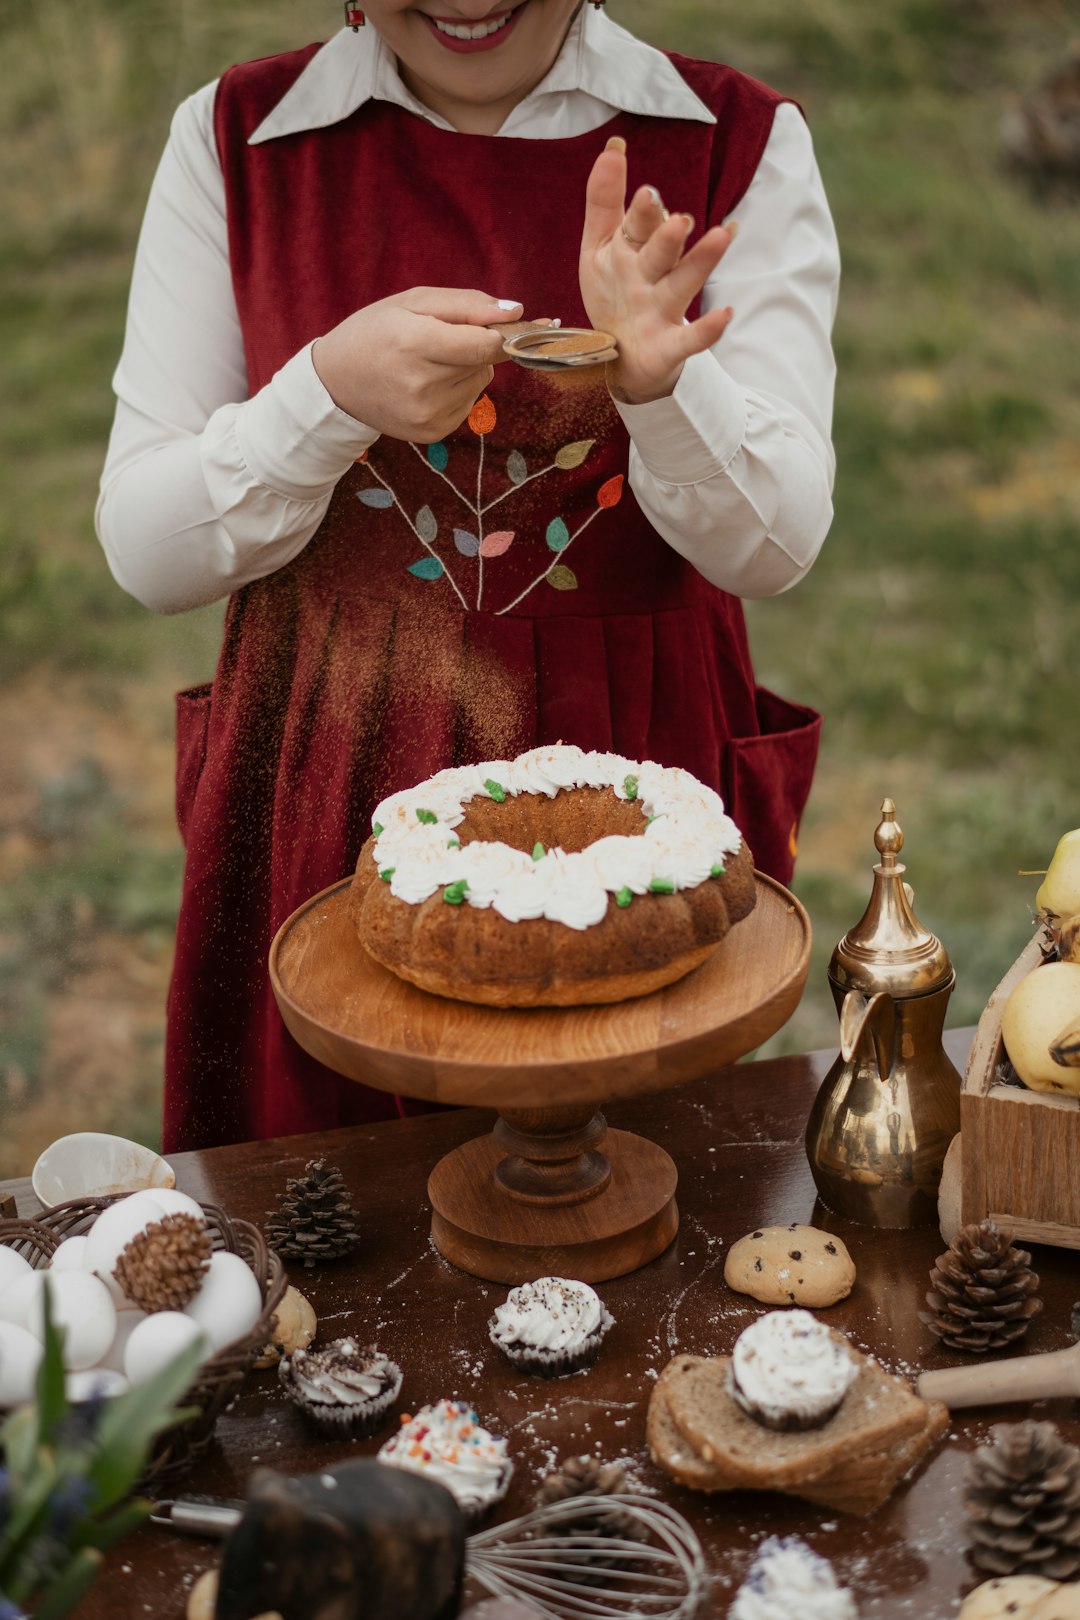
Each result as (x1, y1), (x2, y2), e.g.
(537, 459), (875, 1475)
(356, 406), (620, 612)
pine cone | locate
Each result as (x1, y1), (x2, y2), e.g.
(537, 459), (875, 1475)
(113, 1211), (212, 1312)
(264, 1159), (359, 1268)
(966, 1420), (1080, 1580)
(535, 1455), (649, 1545)
(920, 1219), (1042, 1352)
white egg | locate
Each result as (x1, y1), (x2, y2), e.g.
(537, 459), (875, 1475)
(0, 1270), (46, 1331)
(182, 1251), (262, 1354)
(0, 1244), (34, 1294)
(19, 1272), (118, 1371)
(97, 1307), (149, 1373)
(124, 1312), (207, 1387)
(49, 1235), (89, 1271)
(0, 1320), (44, 1408)
(65, 1367), (130, 1402)
(147, 1189), (206, 1222)
(83, 1194), (167, 1306)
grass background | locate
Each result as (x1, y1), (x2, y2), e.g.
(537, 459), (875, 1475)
(1, 0), (1078, 1174)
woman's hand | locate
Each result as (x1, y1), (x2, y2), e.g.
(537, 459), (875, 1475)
(313, 287), (522, 442)
(579, 137), (737, 405)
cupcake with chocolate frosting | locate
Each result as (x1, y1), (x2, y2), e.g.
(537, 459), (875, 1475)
(278, 1337), (402, 1438)
(378, 1400), (512, 1518)
(728, 1310), (858, 1431)
(488, 1276), (614, 1377)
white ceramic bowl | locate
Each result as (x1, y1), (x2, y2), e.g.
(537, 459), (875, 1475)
(31, 1133), (176, 1210)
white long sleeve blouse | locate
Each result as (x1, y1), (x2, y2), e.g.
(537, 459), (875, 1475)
(95, 7), (840, 615)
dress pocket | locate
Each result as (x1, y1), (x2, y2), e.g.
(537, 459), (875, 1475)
(723, 686), (822, 886)
(175, 684), (212, 847)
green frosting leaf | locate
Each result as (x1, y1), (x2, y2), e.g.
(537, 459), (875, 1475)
(710, 862), (725, 878)
(444, 879), (470, 905)
(379, 867), (395, 882)
(415, 808), (438, 824)
(615, 887), (633, 908)
(646, 813), (665, 827)
(649, 877), (676, 895)
(447, 838), (461, 849)
(373, 821), (384, 837)
(484, 778), (507, 803)
(532, 841), (545, 861)
(623, 774), (639, 801)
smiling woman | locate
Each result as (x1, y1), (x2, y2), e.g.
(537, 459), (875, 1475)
(94, 0), (839, 1151)
(355, 1), (588, 132)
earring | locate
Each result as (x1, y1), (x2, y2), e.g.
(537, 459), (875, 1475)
(344, 3), (366, 27)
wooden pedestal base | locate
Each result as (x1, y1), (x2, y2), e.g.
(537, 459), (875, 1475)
(428, 1109), (678, 1284)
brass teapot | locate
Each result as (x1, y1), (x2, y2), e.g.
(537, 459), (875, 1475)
(805, 799), (962, 1228)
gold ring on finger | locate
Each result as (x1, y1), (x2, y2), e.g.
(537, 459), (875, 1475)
(619, 222), (646, 248)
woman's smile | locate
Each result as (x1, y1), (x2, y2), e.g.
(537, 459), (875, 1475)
(424, 5), (525, 52)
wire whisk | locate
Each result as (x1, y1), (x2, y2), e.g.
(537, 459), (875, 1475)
(467, 1493), (707, 1619)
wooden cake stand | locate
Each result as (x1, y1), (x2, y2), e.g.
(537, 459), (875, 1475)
(270, 875), (811, 1284)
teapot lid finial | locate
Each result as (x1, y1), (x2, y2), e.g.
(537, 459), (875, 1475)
(829, 799), (953, 998)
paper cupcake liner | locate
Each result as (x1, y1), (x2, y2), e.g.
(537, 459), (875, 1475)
(278, 1358), (402, 1439)
(729, 1368), (844, 1432)
(490, 1306), (614, 1378)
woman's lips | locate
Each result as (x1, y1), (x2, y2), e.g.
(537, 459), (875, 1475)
(422, 4), (526, 53)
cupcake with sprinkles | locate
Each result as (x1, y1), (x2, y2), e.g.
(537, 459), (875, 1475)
(489, 1276), (614, 1377)
(377, 1400), (512, 1518)
(278, 1338), (402, 1438)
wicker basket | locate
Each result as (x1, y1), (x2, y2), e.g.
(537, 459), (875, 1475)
(0, 1197), (287, 1488)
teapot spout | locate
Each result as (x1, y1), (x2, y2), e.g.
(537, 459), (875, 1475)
(839, 989), (896, 1081)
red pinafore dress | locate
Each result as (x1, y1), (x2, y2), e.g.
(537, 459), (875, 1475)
(165, 47), (822, 1152)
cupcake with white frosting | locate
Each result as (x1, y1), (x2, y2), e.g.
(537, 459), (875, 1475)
(278, 1338), (402, 1438)
(728, 1310), (858, 1431)
(377, 1400), (512, 1518)
(488, 1277), (614, 1377)
(730, 1536), (858, 1619)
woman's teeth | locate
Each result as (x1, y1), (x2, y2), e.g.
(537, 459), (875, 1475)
(432, 11), (512, 38)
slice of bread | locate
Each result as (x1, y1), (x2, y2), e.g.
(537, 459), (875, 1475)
(653, 1349), (943, 1496)
(795, 1399), (950, 1515)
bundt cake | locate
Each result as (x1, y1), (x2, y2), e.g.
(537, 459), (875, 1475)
(349, 745), (756, 1008)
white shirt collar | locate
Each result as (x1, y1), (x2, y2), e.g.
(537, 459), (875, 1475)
(249, 7), (714, 144)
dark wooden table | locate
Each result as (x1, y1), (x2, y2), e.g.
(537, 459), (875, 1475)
(5, 1032), (1079, 1620)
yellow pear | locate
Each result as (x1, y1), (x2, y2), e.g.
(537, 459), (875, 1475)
(1035, 828), (1080, 919)
(1001, 960), (1080, 1096)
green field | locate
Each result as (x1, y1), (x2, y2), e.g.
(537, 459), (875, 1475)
(2, 0), (1078, 1172)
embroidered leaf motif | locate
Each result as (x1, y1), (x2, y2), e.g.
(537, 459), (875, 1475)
(468, 394), (497, 435)
(555, 439), (595, 470)
(545, 517), (571, 553)
(597, 474), (625, 508)
(358, 488), (394, 508)
(427, 442), (449, 472)
(507, 450), (528, 485)
(408, 557), (444, 580)
(546, 564), (578, 592)
(416, 505), (438, 543)
(453, 528), (480, 557)
(479, 529), (514, 558)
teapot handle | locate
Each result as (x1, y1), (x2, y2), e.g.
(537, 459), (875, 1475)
(839, 990), (896, 1082)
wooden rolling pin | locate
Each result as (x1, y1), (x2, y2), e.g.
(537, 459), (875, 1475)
(918, 1340), (1080, 1409)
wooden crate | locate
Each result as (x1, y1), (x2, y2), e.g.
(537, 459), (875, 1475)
(961, 927), (1080, 1250)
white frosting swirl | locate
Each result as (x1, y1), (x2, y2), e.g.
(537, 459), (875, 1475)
(730, 1537), (858, 1620)
(729, 1310), (858, 1428)
(287, 1339), (397, 1407)
(377, 1400), (511, 1511)
(369, 745), (744, 931)
(489, 1277), (609, 1354)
